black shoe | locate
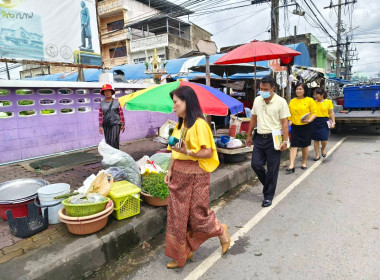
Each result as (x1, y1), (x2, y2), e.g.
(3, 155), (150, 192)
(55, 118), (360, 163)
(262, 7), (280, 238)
(322, 154), (327, 158)
(301, 166), (307, 170)
(262, 200), (272, 207)
(286, 167), (295, 173)
(313, 157), (320, 161)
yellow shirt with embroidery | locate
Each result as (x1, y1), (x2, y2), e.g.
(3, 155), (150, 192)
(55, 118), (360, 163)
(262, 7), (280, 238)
(168, 118), (219, 173)
(315, 99), (333, 117)
(288, 97), (317, 125)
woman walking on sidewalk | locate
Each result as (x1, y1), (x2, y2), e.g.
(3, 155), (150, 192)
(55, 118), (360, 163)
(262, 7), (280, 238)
(287, 83), (317, 172)
(311, 87), (335, 160)
(98, 84), (125, 149)
(164, 86), (230, 269)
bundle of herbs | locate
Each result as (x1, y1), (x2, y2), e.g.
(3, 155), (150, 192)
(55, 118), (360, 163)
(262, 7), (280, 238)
(141, 172), (169, 200)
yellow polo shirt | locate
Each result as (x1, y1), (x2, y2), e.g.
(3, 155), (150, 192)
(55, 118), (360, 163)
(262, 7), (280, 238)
(168, 118), (219, 173)
(315, 99), (334, 117)
(288, 97), (317, 125)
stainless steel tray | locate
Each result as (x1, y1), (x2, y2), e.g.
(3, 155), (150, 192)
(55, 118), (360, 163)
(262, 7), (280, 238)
(0, 179), (49, 202)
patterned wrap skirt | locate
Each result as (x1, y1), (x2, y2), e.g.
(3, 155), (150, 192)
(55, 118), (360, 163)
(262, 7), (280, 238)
(290, 123), (312, 148)
(311, 117), (329, 141)
(165, 160), (224, 267)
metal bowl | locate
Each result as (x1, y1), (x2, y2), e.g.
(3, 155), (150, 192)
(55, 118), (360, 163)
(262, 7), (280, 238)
(0, 179), (49, 203)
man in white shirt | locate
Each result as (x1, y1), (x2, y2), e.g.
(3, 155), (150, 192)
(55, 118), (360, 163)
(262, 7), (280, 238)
(246, 75), (290, 207)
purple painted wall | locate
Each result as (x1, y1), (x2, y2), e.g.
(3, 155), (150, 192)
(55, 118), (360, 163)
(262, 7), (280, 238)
(0, 82), (176, 164)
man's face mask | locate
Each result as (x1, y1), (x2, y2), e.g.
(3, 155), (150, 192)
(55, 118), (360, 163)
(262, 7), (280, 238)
(258, 91), (271, 99)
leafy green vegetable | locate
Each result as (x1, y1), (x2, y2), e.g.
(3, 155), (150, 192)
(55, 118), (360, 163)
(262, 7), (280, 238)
(141, 172), (169, 200)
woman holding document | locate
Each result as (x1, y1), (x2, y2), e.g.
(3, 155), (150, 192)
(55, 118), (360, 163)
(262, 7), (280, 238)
(287, 83), (317, 172)
(311, 87), (335, 160)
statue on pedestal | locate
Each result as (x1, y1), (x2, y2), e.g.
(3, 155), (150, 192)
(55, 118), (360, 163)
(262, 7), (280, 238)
(79, 1), (93, 51)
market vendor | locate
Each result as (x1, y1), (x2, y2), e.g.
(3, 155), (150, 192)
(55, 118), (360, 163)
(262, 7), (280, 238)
(98, 84), (125, 149)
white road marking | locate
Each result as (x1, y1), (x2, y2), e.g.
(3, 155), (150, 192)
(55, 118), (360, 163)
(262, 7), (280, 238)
(184, 137), (346, 280)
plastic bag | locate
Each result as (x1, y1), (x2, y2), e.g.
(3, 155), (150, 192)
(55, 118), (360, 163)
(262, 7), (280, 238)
(136, 155), (164, 175)
(228, 115), (242, 137)
(150, 153), (171, 171)
(226, 139), (243, 149)
(86, 171), (113, 197)
(67, 193), (106, 205)
(104, 167), (128, 182)
(98, 140), (141, 187)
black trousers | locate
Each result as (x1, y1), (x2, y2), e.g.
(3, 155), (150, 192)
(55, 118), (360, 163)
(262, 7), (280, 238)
(251, 134), (281, 201)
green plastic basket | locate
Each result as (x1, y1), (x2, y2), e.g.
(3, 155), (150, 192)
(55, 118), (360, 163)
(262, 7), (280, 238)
(109, 181), (141, 220)
(62, 197), (110, 217)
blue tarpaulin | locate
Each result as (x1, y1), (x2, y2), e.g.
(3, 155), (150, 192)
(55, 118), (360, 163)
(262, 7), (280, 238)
(28, 42), (312, 82)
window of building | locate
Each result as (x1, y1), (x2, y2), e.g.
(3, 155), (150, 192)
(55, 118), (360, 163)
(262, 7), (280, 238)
(17, 100), (34, 106)
(77, 98), (90, 104)
(0, 111), (13, 118)
(60, 108), (74, 114)
(76, 89), (89, 95)
(78, 106), (91, 113)
(58, 88), (73, 95)
(59, 98), (74, 105)
(41, 109), (57, 115)
(19, 110), (36, 117)
(16, 89), (33, 95)
(0, 89), (10, 96)
(0, 100), (12, 107)
(38, 89), (54, 95)
(109, 46), (126, 58)
(40, 99), (56, 105)
(107, 19), (124, 32)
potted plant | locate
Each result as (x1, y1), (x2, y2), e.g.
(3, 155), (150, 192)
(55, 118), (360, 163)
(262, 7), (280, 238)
(141, 172), (169, 206)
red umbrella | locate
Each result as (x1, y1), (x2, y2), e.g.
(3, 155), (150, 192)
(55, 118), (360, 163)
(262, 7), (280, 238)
(214, 40), (301, 95)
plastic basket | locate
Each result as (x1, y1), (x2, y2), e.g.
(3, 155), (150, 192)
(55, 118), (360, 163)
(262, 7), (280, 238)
(62, 197), (110, 217)
(109, 181), (141, 220)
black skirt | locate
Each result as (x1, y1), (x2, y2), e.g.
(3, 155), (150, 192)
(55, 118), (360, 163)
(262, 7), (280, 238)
(103, 124), (121, 149)
(311, 117), (329, 141)
(290, 123), (312, 148)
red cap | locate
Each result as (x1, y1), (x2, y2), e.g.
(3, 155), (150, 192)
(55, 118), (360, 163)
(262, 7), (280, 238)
(100, 84), (115, 95)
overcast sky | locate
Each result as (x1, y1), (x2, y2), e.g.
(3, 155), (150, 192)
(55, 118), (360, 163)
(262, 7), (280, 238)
(180, 0), (380, 78)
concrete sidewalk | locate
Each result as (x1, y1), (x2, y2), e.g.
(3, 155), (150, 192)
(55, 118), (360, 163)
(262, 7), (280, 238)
(0, 138), (257, 280)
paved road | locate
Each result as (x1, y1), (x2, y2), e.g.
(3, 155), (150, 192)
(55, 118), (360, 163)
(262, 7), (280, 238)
(88, 126), (380, 280)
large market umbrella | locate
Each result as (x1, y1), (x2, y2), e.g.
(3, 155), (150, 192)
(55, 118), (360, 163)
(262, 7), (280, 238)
(214, 40), (301, 94)
(119, 81), (243, 116)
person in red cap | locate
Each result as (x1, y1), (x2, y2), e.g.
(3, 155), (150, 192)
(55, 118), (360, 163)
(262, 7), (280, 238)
(98, 84), (125, 149)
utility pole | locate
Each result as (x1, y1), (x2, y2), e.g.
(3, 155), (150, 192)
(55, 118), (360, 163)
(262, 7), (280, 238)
(324, 0), (357, 79)
(336, 0), (342, 78)
(271, 0), (279, 43)
(344, 35), (350, 80)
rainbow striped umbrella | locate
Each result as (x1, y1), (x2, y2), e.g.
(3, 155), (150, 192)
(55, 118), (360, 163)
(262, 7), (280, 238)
(119, 81), (243, 116)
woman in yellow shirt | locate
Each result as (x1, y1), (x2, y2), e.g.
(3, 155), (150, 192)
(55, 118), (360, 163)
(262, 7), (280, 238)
(287, 83), (317, 172)
(311, 87), (335, 160)
(164, 86), (230, 269)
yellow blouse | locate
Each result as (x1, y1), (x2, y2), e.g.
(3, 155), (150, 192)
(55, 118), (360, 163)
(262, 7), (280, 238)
(288, 97), (317, 125)
(315, 99), (333, 117)
(168, 118), (219, 173)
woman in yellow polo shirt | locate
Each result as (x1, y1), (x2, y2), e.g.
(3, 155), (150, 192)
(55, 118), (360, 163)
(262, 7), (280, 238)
(287, 83), (317, 172)
(163, 86), (230, 269)
(311, 87), (335, 160)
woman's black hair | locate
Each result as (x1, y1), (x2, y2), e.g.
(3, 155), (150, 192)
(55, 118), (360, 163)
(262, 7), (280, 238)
(170, 86), (205, 129)
(314, 87), (328, 99)
(295, 82), (309, 97)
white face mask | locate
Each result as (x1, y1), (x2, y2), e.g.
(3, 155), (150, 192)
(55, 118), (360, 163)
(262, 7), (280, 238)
(258, 91), (271, 99)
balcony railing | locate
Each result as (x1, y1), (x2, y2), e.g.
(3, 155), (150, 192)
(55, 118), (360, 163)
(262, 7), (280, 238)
(98, 0), (123, 17)
(130, 34), (169, 53)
